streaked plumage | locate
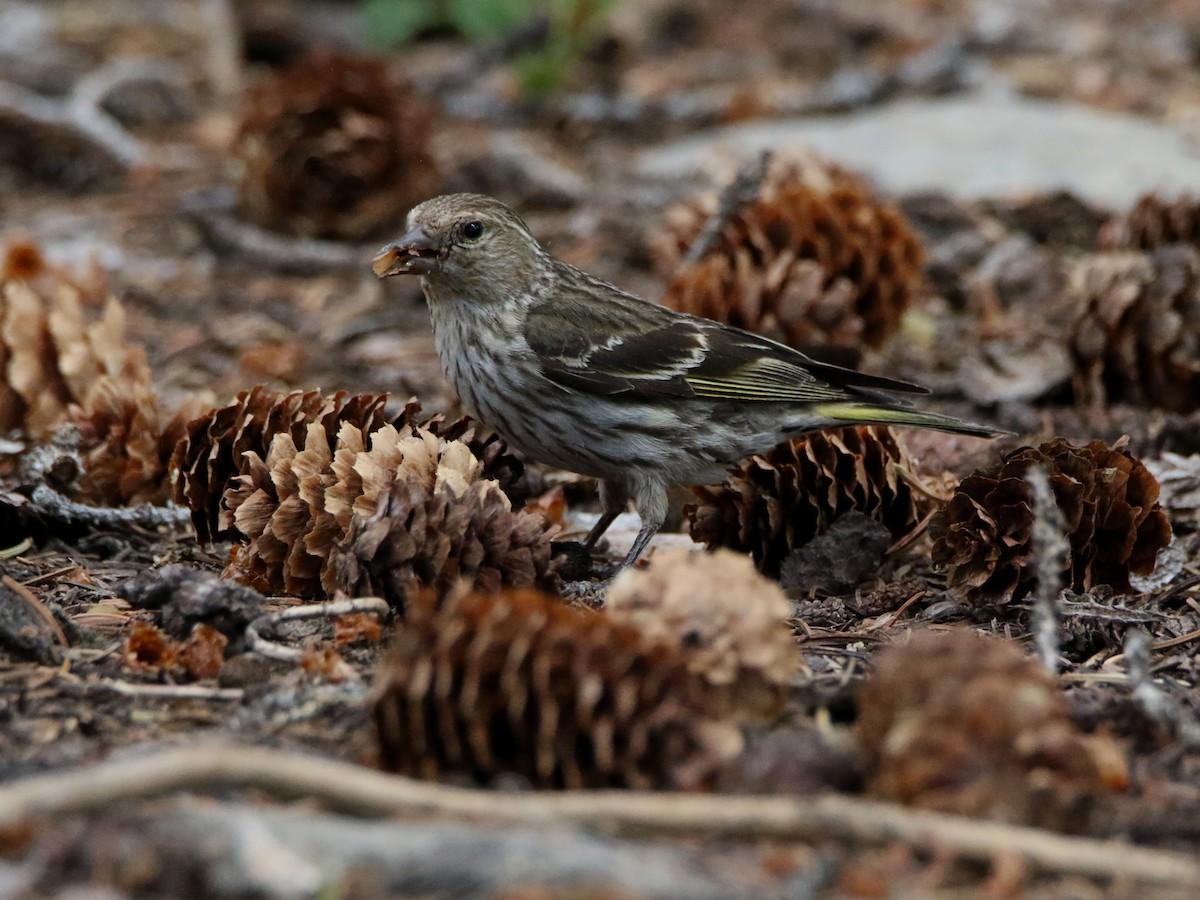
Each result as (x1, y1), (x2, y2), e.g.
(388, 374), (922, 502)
(374, 193), (999, 566)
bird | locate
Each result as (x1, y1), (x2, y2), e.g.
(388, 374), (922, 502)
(372, 193), (1001, 568)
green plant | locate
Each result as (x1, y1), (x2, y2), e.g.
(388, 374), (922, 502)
(362, 0), (616, 95)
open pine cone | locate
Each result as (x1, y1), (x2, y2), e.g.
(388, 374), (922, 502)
(857, 629), (1128, 831)
(372, 589), (744, 790)
(72, 377), (210, 506)
(929, 438), (1171, 604)
(1099, 192), (1200, 250)
(0, 278), (139, 438)
(171, 387), (550, 602)
(605, 549), (801, 723)
(235, 51), (438, 240)
(1, 246), (199, 505)
(655, 162), (923, 351)
(687, 425), (934, 577)
(1068, 246), (1200, 413)
(172, 386), (398, 543)
(329, 428), (560, 606)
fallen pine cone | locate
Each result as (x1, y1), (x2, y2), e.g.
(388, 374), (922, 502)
(172, 387), (551, 602)
(1, 245), (200, 504)
(171, 386), (397, 543)
(605, 548), (802, 723)
(857, 629), (1128, 831)
(327, 427), (560, 606)
(1068, 246), (1200, 413)
(656, 161), (923, 352)
(687, 425), (934, 577)
(235, 51), (438, 240)
(1098, 192), (1200, 251)
(172, 388), (528, 545)
(0, 278), (139, 439)
(372, 588), (743, 789)
(929, 437), (1171, 604)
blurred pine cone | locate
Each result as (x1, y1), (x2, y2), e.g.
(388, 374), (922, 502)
(606, 549), (802, 723)
(687, 425), (934, 577)
(0, 278), (139, 438)
(0, 246), (201, 505)
(1068, 246), (1200, 413)
(857, 629), (1128, 830)
(72, 377), (210, 506)
(929, 438), (1171, 604)
(1099, 192), (1200, 250)
(655, 162), (923, 351)
(372, 588), (743, 789)
(171, 387), (549, 601)
(235, 51), (438, 240)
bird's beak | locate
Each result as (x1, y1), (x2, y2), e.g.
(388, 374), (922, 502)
(372, 228), (444, 277)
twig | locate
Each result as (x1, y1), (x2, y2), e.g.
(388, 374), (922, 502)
(1124, 629), (1200, 750)
(76, 680), (244, 701)
(0, 57), (196, 178)
(1153, 626), (1200, 651)
(1027, 466), (1067, 675)
(200, 0), (243, 97)
(27, 486), (189, 529)
(0, 746), (1196, 885)
(682, 150), (773, 264)
(246, 597), (391, 662)
(69, 58), (196, 166)
(192, 208), (372, 274)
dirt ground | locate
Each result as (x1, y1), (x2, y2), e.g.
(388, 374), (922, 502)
(1, 1), (1200, 897)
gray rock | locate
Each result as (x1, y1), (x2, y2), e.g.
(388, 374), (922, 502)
(637, 95), (1200, 207)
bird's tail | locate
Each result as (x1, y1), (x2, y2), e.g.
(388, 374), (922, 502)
(813, 402), (1007, 438)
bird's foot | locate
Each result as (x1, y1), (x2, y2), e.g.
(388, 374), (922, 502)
(560, 577), (613, 608)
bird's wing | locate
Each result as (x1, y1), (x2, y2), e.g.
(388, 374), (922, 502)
(523, 283), (925, 403)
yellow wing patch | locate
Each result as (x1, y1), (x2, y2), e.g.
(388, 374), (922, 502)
(685, 359), (844, 402)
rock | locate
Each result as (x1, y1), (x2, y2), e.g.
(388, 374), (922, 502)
(637, 96), (1200, 207)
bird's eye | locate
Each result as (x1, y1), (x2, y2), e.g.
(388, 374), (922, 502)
(461, 221), (484, 241)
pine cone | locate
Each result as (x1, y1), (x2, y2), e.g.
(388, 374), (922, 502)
(687, 425), (934, 577)
(1099, 192), (1200, 250)
(0, 278), (141, 438)
(331, 432), (559, 607)
(929, 438), (1172, 604)
(0, 252), (197, 506)
(372, 589), (744, 789)
(857, 629), (1128, 831)
(235, 51), (438, 240)
(1068, 246), (1200, 413)
(171, 387), (542, 601)
(656, 163), (923, 351)
(71, 376), (210, 506)
(171, 387), (524, 544)
(605, 548), (801, 723)
(171, 386), (398, 543)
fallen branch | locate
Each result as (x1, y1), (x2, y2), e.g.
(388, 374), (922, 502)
(0, 745), (1196, 886)
(27, 485), (190, 529)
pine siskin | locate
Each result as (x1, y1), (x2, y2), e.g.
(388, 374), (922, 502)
(373, 193), (1001, 566)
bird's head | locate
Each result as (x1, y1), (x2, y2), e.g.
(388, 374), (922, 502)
(372, 193), (543, 302)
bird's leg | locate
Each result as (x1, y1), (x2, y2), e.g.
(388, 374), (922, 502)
(582, 480), (629, 552)
(622, 523), (660, 568)
(621, 478), (669, 568)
